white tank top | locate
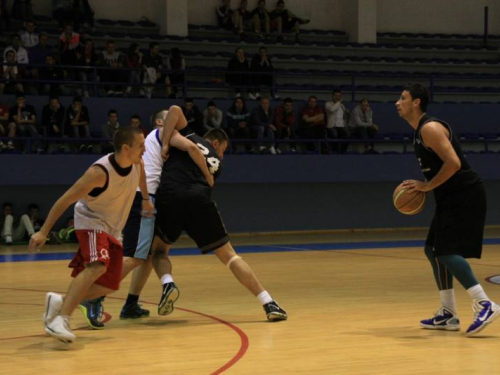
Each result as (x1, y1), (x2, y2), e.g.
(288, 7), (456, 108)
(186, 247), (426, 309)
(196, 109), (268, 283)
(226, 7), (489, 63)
(74, 154), (141, 241)
(138, 128), (163, 196)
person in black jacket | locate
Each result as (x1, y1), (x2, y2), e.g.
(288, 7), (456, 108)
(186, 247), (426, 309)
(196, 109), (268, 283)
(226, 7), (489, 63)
(226, 47), (250, 98)
(250, 46), (275, 100)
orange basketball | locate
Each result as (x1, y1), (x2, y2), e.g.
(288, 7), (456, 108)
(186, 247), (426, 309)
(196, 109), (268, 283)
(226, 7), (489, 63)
(393, 182), (426, 215)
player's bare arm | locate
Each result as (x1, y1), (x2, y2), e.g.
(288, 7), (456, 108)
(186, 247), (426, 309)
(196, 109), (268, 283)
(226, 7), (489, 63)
(139, 159), (155, 216)
(28, 166), (108, 252)
(404, 121), (461, 193)
(161, 105), (186, 160)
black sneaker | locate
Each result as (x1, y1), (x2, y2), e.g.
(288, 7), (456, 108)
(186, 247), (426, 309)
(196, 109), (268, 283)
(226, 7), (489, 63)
(120, 303), (150, 319)
(79, 297), (105, 329)
(264, 300), (288, 322)
(158, 282), (180, 316)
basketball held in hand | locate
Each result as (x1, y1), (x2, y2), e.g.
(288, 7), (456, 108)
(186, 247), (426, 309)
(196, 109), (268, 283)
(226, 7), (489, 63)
(393, 182), (426, 215)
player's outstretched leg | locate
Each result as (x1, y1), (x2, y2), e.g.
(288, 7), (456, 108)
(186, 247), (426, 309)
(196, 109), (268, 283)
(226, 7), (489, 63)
(151, 239), (180, 316)
(120, 257), (153, 319)
(214, 242), (287, 322)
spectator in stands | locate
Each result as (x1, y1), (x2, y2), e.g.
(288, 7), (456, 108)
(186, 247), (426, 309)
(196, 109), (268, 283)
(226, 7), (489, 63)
(226, 47), (250, 98)
(8, 91), (40, 152)
(325, 89), (350, 154)
(300, 95), (326, 153)
(66, 95), (91, 152)
(98, 40), (125, 96)
(273, 97), (296, 152)
(0, 94), (13, 151)
(59, 23), (80, 68)
(165, 48), (185, 98)
(252, 96), (277, 154)
(53, 0), (73, 28)
(72, 0), (95, 32)
(142, 42), (163, 99)
(0, 0), (12, 35)
(216, 0), (234, 30)
(349, 98), (379, 154)
(1, 202), (35, 245)
(39, 54), (66, 96)
(75, 38), (99, 97)
(4, 34), (29, 80)
(27, 203), (44, 233)
(101, 108), (120, 153)
(270, 0), (310, 42)
(226, 96), (252, 152)
(182, 98), (204, 136)
(250, 46), (275, 100)
(1, 50), (24, 94)
(11, 0), (33, 21)
(203, 101), (224, 132)
(28, 32), (52, 79)
(41, 95), (65, 138)
(234, 0), (253, 39)
(19, 19), (38, 49)
(252, 0), (270, 39)
(129, 114), (146, 135)
(125, 43), (143, 97)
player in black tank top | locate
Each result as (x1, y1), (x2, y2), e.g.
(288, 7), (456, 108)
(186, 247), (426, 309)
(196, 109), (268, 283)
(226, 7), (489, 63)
(396, 84), (499, 336)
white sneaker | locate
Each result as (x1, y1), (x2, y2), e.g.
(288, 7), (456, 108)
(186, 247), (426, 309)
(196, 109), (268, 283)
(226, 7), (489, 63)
(5, 235), (13, 244)
(248, 92), (256, 100)
(255, 92), (261, 99)
(43, 292), (63, 327)
(269, 146), (277, 155)
(45, 315), (75, 343)
(276, 147), (282, 154)
(259, 146), (267, 153)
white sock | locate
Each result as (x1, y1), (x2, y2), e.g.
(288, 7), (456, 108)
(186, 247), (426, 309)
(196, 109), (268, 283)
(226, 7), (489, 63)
(257, 291), (272, 305)
(439, 289), (457, 313)
(467, 284), (488, 302)
(161, 274), (173, 285)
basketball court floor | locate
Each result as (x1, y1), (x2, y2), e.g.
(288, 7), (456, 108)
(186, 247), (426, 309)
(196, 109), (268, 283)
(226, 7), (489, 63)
(1, 228), (500, 374)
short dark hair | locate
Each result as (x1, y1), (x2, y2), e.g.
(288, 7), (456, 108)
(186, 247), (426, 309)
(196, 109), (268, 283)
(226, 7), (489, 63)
(403, 83), (430, 112)
(204, 128), (229, 144)
(360, 98), (369, 104)
(73, 95), (83, 103)
(130, 114), (141, 121)
(149, 42), (159, 49)
(184, 97), (194, 104)
(277, 0), (285, 5)
(106, 40), (115, 46)
(332, 89), (341, 94)
(308, 95), (317, 101)
(151, 109), (168, 127)
(16, 91), (25, 99)
(108, 109), (118, 116)
(3, 202), (13, 209)
(113, 127), (143, 152)
(6, 50), (15, 57)
(207, 101), (217, 108)
(283, 97), (293, 104)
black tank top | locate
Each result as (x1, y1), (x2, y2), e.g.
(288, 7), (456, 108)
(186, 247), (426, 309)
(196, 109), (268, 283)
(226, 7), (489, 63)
(413, 114), (480, 199)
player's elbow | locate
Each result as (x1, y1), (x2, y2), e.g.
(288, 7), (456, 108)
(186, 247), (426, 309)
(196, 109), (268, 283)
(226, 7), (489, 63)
(449, 158), (461, 172)
(169, 105), (182, 115)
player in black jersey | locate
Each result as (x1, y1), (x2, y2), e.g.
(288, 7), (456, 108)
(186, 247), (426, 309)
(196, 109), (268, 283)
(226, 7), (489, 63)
(153, 127), (287, 322)
(396, 84), (499, 336)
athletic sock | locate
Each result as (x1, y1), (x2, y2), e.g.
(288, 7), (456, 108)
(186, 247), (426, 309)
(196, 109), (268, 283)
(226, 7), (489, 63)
(124, 294), (139, 307)
(161, 273), (174, 285)
(257, 291), (272, 305)
(467, 284), (488, 302)
(439, 289), (457, 313)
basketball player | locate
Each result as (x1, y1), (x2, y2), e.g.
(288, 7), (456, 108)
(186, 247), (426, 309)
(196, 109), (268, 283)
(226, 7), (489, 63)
(396, 83), (499, 336)
(79, 106), (215, 328)
(151, 126), (287, 322)
(28, 127), (158, 343)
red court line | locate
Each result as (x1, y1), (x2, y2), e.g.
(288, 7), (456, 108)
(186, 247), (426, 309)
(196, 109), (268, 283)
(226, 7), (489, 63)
(0, 287), (249, 374)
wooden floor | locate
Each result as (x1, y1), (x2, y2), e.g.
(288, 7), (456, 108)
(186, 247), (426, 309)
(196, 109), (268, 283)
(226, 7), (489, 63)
(1, 230), (500, 374)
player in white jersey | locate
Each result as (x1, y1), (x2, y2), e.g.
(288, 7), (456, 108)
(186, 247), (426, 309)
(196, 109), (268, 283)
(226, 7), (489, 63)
(79, 106), (214, 327)
(29, 127), (158, 344)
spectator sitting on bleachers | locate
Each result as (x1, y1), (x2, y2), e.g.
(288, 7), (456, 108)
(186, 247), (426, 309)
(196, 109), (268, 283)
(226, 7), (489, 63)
(216, 0), (234, 31)
(66, 95), (91, 152)
(28, 32), (52, 79)
(129, 114), (146, 135)
(3, 34), (29, 80)
(226, 47), (250, 98)
(182, 98), (204, 136)
(59, 23), (80, 66)
(75, 38), (99, 97)
(98, 40), (125, 96)
(18, 19), (38, 49)
(141, 42), (163, 99)
(203, 101), (224, 132)
(52, 0), (73, 28)
(39, 54), (66, 96)
(1, 50), (24, 94)
(41, 95), (65, 138)
(8, 91), (40, 152)
(72, 0), (95, 32)
(226, 96), (252, 152)
(0, 93), (13, 151)
(273, 97), (296, 152)
(325, 89), (350, 154)
(250, 46), (275, 100)
(101, 108), (120, 153)
(252, 0), (270, 39)
(349, 98), (379, 154)
(165, 48), (185, 98)
(234, 0), (253, 38)
(1, 202), (35, 245)
(124, 43), (142, 97)
(270, 0), (310, 43)
(251, 96), (277, 154)
(300, 95), (326, 153)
